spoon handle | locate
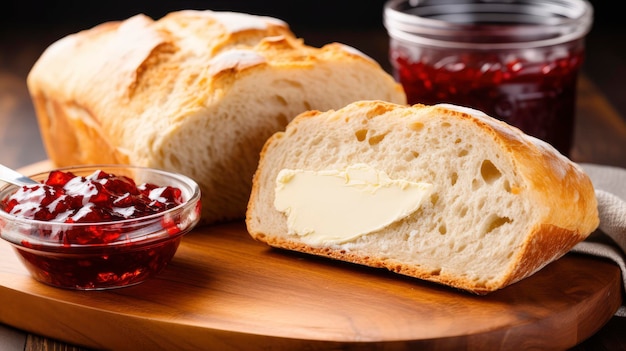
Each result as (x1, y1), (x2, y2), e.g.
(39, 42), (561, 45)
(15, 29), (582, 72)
(0, 164), (40, 186)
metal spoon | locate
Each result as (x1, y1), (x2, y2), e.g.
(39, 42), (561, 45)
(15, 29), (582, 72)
(0, 163), (40, 187)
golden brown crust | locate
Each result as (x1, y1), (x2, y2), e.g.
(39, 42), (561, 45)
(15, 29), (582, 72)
(27, 11), (406, 224)
(249, 223), (591, 295)
(247, 101), (599, 294)
(427, 104), (598, 234)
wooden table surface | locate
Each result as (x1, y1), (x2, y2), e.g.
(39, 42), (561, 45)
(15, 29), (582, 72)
(1, 7), (626, 351)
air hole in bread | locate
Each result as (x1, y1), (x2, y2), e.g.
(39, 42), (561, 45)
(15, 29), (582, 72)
(483, 215), (512, 236)
(471, 178), (480, 191)
(458, 206), (468, 218)
(454, 138), (462, 144)
(311, 135), (324, 146)
(368, 133), (386, 146)
(438, 224), (447, 235)
(409, 122), (424, 131)
(480, 160), (502, 184)
(450, 172), (458, 186)
(477, 198), (486, 210)
(404, 150), (420, 161)
(458, 149), (469, 157)
(355, 129), (367, 142)
(510, 185), (522, 194)
(441, 122), (451, 128)
(431, 268), (442, 276)
(430, 136), (440, 146)
(503, 180), (512, 192)
(391, 163), (409, 173)
(430, 193), (439, 206)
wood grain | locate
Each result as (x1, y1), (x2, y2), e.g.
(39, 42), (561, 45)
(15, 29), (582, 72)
(0, 197), (621, 350)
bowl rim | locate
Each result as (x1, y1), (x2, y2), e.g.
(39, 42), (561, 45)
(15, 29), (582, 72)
(0, 164), (202, 247)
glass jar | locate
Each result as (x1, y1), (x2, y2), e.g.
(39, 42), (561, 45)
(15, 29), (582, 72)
(384, 0), (593, 156)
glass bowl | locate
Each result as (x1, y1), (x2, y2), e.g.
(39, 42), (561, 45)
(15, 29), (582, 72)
(0, 165), (202, 290)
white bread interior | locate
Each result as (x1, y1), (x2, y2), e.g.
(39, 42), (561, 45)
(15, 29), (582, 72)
(246, 100), (599, 294)
(26, 10), (406, 224)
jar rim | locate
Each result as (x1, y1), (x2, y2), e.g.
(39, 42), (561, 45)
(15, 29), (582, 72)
(384, 0), (593, 50)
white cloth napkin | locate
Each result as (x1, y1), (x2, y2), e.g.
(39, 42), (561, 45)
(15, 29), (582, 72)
(571, 163), (626, 317)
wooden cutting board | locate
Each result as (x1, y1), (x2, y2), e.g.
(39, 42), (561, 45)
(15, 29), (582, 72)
(0, 162), (621, 350)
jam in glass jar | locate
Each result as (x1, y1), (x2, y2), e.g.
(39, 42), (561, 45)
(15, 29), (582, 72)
(384, 0), (593, 156)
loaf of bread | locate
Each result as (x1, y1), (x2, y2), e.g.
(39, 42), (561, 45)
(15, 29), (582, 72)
(26, 10), (406, 224)
(246, 100), (599, 294)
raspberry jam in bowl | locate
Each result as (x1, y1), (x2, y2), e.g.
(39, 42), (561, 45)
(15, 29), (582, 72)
(0, 165), (201, 290)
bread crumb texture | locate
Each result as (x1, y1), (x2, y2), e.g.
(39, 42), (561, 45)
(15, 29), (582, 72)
(26, 10), (406, 224)
(246, 101), (599, 294)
